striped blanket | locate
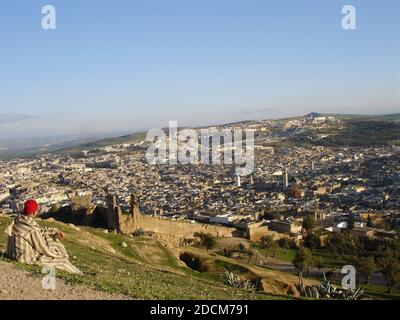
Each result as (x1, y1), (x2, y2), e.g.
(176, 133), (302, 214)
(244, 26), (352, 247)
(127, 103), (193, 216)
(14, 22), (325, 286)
(5, 215), (82, 274)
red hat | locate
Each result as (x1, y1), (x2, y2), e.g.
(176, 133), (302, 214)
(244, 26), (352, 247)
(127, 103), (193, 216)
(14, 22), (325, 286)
(24, 200), (39, 216)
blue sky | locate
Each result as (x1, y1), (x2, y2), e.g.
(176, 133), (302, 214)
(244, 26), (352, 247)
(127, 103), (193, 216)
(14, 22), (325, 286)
(0, 0), (399, 138)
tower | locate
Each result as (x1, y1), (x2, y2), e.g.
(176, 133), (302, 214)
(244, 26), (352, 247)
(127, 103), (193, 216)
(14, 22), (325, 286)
(106, 194), (121, 232)
(130, 193), (140, 217)
(236, 174), (241, 187)
(250, 175), (254, 185)
(282, 171), (289, 189)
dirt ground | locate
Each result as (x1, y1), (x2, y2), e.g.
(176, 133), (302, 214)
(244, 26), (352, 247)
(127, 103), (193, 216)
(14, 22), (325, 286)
(0, 261), (129, 300)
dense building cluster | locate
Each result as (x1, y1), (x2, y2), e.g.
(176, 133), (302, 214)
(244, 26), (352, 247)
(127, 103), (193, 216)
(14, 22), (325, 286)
(1, 116), (399, 241)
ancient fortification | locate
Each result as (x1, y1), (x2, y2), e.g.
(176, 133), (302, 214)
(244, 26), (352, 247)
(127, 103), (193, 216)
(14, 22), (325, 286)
(106, 194), (237, 239)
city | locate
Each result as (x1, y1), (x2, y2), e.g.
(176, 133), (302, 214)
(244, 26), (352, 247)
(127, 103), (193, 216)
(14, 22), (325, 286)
(0, 0), (399, 309)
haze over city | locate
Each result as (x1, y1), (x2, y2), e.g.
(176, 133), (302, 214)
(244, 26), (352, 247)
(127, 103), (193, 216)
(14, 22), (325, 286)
(1, 0), (399, 139)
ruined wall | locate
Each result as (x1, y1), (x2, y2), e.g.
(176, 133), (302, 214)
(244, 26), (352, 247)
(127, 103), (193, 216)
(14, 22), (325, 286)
(247, 222), (269, 242)
(119, 212), (236, 238)
(109, 193), (236, 239)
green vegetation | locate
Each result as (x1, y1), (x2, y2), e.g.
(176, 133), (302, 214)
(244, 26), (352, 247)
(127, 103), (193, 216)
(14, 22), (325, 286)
(317, 120), (400, 147)
(214, 260), (249, 274)
(260, 235), (277, 257)
(0, 216), (278, 300)
(302, 216), (315, 232)
(363, 283), (400, 300)
(355, 256), (376, 285)
(303, 233), (321, 252)
(195, 232), (217, 251)
(252, 244), (296, 262)
(325, 113), (400, 121)
(292, 247), (313, 284)
(377, 249), (400, 293)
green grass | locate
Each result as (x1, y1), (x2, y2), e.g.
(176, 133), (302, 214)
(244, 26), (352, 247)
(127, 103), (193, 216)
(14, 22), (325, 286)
(215, 259), (250, 274)
(362, 283), (400, 300)
(251, 242), (353, 269)
(252, 244), (296, 263)
(0, 216), (280, 300)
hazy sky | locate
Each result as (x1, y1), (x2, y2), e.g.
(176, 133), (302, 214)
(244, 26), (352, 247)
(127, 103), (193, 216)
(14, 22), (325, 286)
(0, 0), (399, 138)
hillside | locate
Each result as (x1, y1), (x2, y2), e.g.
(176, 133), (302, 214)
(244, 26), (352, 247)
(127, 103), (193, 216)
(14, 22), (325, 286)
(0, 215), (305, 300)
(313, 120), (400, 147)
(58, 112), (400, 153)
(54, 132), (147, 155)
(2, 112), (399, 160)
(322, 113), (400, 121)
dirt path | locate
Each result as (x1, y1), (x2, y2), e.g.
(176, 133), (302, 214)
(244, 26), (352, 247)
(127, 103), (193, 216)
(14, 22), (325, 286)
(0, 261), (129, 300)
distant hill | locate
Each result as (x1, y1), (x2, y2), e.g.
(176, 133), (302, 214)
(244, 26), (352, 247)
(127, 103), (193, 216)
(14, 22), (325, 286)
(316, 120), (400, 147)
(0, 113), (36, 124)
(0, 132), (133, 160)
(54, 131), (148, 155)
(2, 112), (399, 160)
(318, 113), (400, 121)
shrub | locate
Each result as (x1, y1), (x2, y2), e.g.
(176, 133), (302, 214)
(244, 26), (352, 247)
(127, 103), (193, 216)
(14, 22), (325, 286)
(223, 269), (255, 291)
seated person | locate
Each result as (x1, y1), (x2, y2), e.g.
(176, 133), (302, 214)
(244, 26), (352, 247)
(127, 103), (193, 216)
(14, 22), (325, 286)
(5, 199), (82, 274)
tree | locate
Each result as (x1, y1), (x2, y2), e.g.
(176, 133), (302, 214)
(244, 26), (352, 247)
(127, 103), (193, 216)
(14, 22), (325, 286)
(238, 243), (246, 257)
(326, 232), (357, 257)
(366, 215), (374, 228)
(260, 235), (275, 257)
(302, 216), (315, 233)
(279, 237), (290, 253)
(356, 256), (376, 285)
(348, 213), (355, 230)
(303, 233), (321, 252)
(378, 249), (400, 293)
(270, 241), (278, 257)
(196, 233), (217, 251)
(293, 247), (313, 287)
(264, 212), (281, 221)
(314, 257), (325, 276)
(246, 249), (257, 263)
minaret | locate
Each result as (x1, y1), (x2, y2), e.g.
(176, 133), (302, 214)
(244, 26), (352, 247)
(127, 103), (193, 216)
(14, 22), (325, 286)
(282, 170), (289, 189)
(236, 174), (241, 187)
(250, 175), (254, 185)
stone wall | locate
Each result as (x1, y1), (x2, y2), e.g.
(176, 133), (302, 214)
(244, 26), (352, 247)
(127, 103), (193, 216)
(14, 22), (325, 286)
(108, 194), (237, 239)
(247, 221), (269, 242)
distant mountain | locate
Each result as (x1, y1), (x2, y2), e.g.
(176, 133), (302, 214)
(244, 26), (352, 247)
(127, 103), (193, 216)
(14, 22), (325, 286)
(304, 112), (321, 118)
(316, 113), (400, 121)
(0, 131), (133, 160)
(2, 111), (399, 160)
(54, 131), (147, 155)
(280, 112), (400, 122)
(0, 113), (36, 124)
